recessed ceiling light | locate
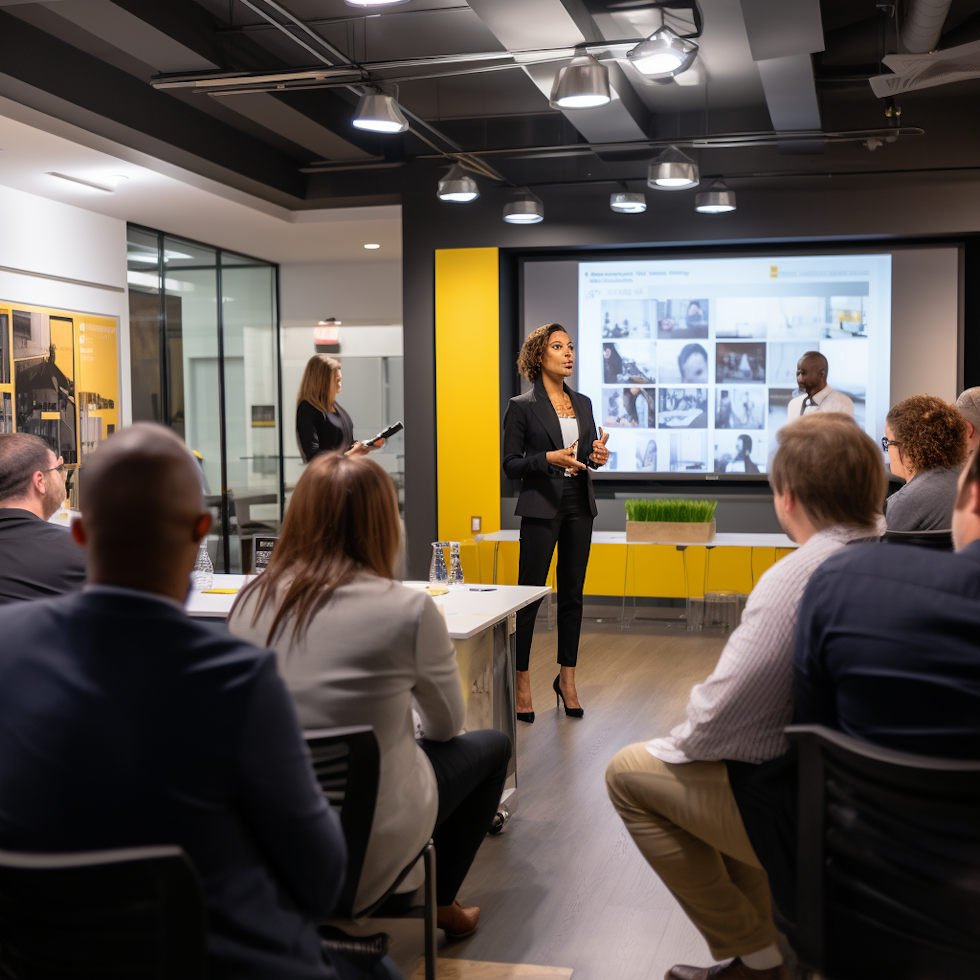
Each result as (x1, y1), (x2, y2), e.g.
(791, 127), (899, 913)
(345, 0), (411, 7)
(46, 172), (127, 193)
(364, 243), (381, 249)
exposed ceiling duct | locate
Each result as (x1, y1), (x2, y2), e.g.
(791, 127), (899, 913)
(901, 0), (954, 54)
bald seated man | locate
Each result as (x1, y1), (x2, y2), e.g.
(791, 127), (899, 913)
(955, 387), (980, 452)
(786, 351), (854, 421)
(0, 424), (393, 980)
(0, 432), (85, 603)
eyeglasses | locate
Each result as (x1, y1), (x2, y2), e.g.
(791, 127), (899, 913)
(881, 437), (901, 452)
(44, 460), (67, 476)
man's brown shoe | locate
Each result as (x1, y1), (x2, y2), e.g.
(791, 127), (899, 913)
(436, 900), (480, 940)
(665, 957), (788, 980)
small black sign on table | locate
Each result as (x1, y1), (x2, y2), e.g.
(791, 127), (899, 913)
(253, 535), (278, 572)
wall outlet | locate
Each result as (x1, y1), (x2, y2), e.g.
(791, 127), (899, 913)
(471, 516), (482, 533)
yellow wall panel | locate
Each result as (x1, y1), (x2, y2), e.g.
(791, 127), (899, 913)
(435, 248), (500, 543)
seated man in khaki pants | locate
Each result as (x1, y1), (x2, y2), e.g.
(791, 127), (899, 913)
(606, 414), (887, 980)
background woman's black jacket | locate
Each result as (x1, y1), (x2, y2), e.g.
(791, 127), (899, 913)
(502, 377), (599, 520)
(296, 400), (354, 462)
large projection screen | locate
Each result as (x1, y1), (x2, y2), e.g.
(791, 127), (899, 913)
(520, 251), (906, 482)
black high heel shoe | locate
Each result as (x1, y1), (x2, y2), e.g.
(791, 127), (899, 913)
(553, 675), (584, 718)
(516, 709), (535, 724)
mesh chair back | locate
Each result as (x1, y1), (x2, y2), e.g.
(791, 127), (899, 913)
(304, 726), (380, 918)
(0, 846), (207, 979)
(787, 725), (980, 979)
(883, 528), (954, 550)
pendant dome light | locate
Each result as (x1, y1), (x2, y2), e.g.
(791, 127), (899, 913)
(352, 92), (409, 133)
(628, 27), (699, 78)
(648, 145), (699, 190)
(503, 188), (544, 224)
(436, 164), (479, 203)
(695, 181), (736, 213)
(550, 55), (611, 109)
(610, 191), (647, 214)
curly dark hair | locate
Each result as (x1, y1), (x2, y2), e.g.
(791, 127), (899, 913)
(517, 323), (569, 383)
(886, 394), (968, 473)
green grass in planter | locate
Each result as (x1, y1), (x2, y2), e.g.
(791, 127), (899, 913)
(625, 499), (718, 524)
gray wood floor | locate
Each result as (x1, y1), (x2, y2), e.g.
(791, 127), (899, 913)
(383, 617), (731, 980)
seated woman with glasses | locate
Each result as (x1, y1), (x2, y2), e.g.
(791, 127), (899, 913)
(883, 394), (969, 531)
(227, 452), (511, 941)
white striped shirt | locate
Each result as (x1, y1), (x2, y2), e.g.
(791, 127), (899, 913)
(646, 520), (884, 765)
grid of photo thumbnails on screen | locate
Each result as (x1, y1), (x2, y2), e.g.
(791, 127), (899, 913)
(589, 290), (873, 476)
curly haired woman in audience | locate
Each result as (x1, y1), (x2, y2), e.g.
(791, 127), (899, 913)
(884, 394), (969, 531)
(228, 453), (511, 941)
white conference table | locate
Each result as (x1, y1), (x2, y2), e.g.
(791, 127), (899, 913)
(475, 529), (798, 625)
(186, 575), (550, 827)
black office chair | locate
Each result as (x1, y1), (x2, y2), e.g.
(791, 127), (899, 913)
(882, 528), (954, 551)
(0, 845), (207, 979)
(786, 724), (980, 980)
(306, 726), (437, 980)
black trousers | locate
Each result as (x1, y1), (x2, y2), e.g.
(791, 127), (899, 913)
(417, 729), (511, 905)
(516, 477), (594, 671)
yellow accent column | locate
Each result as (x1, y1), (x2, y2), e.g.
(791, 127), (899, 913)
(435, 248), (500, 563)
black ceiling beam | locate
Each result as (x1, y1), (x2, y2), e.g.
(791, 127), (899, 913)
(0, 11), (307, 201)
(108, 0), (227, 68)
(272, 88), (392, 157)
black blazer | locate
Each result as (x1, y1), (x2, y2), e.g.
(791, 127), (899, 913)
(502, 377), (599, 519)
(0, 590), (346, 980)
(296, 399), (354, 462)
(0, 508), (86, 604)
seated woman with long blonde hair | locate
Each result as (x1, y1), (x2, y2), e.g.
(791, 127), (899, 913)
(228, 453), (510, 940)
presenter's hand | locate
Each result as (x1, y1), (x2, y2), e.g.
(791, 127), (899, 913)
(344, 438), (385, 458)
(590, 427), (611, 466)
(547, 447), (586, 473)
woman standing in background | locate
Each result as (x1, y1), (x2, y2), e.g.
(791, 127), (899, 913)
(502, 324), (610, 723)
(295, 354), (380, 462)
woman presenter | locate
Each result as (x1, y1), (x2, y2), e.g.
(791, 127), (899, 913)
(295, 354), (380, 462)
(502, 324), (610, 722)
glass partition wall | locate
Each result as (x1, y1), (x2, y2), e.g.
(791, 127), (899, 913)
(127, 225), (281, 572)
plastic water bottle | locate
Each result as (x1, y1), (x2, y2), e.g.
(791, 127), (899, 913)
(192, 541), (214, 591)
(449, 542), (464, 586)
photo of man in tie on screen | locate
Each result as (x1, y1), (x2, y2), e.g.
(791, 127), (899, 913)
(786, 351), (855, 422)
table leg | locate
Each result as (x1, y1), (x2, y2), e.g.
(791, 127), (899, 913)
(492, 542), (500, 584)
(621, 543), (632, 629)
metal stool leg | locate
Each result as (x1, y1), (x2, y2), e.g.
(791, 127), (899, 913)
(423, 841), (437, 980)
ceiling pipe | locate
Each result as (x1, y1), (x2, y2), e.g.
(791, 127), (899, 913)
(901, 0), (953, 53)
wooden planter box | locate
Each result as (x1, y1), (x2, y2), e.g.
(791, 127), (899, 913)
(626, 519), (716, 545)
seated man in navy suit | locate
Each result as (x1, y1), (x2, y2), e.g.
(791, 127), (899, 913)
(0, 423), (397, 980)
(732, 444), (980, 923)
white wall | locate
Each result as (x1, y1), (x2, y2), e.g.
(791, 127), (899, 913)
(0, 183), (130, 421)
(279, 260), (402, 323)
